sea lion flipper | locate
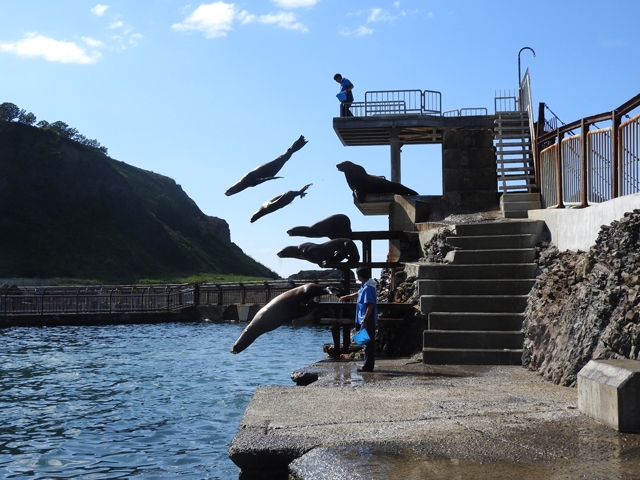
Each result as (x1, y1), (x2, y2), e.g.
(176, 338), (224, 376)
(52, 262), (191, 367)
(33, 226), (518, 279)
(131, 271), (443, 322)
(288, 135), (308, 154)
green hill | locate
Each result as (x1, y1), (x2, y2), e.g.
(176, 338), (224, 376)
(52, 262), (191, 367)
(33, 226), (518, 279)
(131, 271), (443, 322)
(0, 121), (278, 283)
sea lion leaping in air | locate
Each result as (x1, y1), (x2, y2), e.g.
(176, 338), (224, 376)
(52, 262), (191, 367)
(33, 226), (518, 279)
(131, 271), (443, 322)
(250, 184), (312, 223)
(287, 213), (352, 239)
(230, 283), (340, 354)
(225, 135), (308, 196)
(336, 160), (418, 203)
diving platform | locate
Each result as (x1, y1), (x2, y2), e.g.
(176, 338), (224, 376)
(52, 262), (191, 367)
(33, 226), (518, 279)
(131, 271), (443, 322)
(333, 113), (495, 147)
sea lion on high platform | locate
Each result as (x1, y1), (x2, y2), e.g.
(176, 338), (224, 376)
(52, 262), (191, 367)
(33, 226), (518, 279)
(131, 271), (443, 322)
(250, 183), (312, 223)
(230, 283), (337, 354)
(286, 213), (352, 239)
(277, 238), (360, 267)
(336, 160), (419, 203)
(225, 135), (308, 196)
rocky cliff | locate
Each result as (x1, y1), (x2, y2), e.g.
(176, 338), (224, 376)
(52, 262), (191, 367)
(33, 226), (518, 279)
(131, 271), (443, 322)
(523, 210), (640, 386)
(0, 121), (278, 282)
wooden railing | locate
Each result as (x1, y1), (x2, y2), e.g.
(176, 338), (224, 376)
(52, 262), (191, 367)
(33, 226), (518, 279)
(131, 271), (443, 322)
(535, 93), (640, 208)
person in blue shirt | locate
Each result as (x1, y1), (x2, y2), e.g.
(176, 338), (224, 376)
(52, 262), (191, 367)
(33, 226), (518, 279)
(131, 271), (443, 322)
(334, 73), (354, 117)
(339, 266), (377, 372)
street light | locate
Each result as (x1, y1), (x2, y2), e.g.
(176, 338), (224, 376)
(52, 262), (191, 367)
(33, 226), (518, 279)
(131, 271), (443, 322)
(518, 47), (536, 110)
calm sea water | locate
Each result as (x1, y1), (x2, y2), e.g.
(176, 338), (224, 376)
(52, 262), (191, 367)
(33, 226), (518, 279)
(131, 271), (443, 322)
(0, 322), (331, 479)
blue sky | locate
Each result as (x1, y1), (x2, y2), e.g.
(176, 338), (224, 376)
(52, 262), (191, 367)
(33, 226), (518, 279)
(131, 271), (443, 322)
(1, 1), (639, 279)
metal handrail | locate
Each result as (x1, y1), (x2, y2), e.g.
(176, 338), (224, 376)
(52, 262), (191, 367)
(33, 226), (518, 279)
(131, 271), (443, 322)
(536, 93), (640, 207)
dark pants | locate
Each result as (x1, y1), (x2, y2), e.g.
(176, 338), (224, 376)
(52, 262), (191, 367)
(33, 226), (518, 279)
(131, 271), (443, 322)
(360, 322), (376, 370)
(340, 101), (353, 117)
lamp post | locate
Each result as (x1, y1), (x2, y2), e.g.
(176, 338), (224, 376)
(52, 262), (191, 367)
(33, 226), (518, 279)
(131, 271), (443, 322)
(518, 47), (536, 110)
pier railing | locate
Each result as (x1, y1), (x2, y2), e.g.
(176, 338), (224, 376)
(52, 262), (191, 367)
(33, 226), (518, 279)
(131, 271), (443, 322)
(536, 93), (640, 208)
(0, 280), (354, 317)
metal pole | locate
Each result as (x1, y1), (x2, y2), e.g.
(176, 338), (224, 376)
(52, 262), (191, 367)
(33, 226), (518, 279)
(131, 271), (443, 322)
(518, 47), (536, 110)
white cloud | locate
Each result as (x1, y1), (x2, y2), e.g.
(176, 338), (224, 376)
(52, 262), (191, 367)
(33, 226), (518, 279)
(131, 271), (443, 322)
(172, 2), (309, 37)
(339, 25), (373, 36)
(272, 0), (318, 8)
(258, 12), (308, 32)
(91, 4), (109, 16)
(109, 20), (124, 29)
(393, 1), (400, 7)
(82, 36), (105, 48)
(0, 33), (101, 64)
(171, 2), (237, 38)
(367, 8), (394, 23)
(129, 33), (144, 46)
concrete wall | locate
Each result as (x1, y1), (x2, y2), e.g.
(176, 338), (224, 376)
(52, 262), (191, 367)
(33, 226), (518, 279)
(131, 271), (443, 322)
(527, 193), (640, 252)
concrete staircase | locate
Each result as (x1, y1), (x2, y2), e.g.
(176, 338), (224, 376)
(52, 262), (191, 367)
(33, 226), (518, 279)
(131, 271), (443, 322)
(406, 219), (543, 365)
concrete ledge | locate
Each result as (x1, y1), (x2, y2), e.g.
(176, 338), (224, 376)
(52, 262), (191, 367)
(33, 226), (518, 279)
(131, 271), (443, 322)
(577, 359), (640, 432)
(528, 193), (640, 252)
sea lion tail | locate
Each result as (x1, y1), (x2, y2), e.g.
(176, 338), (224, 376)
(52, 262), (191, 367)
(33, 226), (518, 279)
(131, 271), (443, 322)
(288, 135), (308, 154)
(298, 183), (312, 198)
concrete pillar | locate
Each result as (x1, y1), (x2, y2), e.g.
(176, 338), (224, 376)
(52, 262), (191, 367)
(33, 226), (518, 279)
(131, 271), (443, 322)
(577, 359), (640, 432)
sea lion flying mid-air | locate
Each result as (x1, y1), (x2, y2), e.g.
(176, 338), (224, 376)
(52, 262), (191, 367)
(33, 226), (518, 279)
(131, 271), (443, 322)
(225, 135), (308, 196)
(250, 184), (312, 223)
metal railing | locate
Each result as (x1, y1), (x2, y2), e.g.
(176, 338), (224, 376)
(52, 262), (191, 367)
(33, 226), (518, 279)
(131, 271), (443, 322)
(443, 108), (488, 117)
(346, 89), (442, 117)
(1, 280), (355, 317)
(536, 93), (640, 208)
(1, 284), (193, 316)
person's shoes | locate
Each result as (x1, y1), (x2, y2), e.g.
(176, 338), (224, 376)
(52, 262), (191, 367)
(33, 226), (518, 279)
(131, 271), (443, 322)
(357, 367), (373, 373)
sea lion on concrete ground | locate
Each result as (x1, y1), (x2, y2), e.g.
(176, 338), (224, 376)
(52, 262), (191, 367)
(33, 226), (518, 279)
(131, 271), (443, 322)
(336, 160), (418, 202)
(250, 183), (312, 223)
(225, 135), (308, 196)
(286, 214), (352, 239)
(277, 238), (360, 267)
(230, 283), (337, 354)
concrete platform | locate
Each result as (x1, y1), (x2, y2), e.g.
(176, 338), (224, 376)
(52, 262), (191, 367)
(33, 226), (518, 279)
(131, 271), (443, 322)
(228, 358), (640, 479)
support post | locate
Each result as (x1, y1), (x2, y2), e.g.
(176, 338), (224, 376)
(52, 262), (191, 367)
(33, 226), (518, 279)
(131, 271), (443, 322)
(580, 119), (589, 207)
(556, 131), (565, 208)
(611, 110), (621, 199)
(390, 129), (401, 183)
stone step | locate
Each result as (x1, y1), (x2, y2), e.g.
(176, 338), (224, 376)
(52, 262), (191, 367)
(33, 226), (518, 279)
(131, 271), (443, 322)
(418, 279), (535, 296)
(424, 330), (525, 349)
(446, 248), (536, 264)
(428, 312), (524, 331)
(453, 220), (543, 237)
(423, 347), (523, 365)
(501, 192), (541, 203)
(420, 295), (528, 314)
(501, 200), (541, 212)
(503, 211), (531, 218)
(447, 233), (538, 249)
(405, 262), (538, 280)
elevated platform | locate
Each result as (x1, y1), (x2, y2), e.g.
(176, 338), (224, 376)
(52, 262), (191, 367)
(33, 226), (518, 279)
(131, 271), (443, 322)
(333, 114), (495, 146)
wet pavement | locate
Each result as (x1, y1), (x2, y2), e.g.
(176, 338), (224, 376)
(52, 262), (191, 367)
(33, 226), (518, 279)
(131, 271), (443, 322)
(229, 357), (640, 479)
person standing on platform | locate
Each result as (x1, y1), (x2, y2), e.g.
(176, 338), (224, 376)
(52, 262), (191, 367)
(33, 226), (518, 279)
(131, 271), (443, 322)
(334, 73), (354, 117)
(339, 266), (377, 372)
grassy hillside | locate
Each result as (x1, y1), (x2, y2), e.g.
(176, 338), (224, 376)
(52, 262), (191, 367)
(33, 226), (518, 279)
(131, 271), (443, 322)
(0, 121), (278, 283)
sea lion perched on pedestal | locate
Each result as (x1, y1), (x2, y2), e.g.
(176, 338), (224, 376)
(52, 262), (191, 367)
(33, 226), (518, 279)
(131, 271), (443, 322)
(230, 283), (339, 354)
(336, 160), (418, 203)
(277, 238), (360, 267)
(286, 214), (352, 239)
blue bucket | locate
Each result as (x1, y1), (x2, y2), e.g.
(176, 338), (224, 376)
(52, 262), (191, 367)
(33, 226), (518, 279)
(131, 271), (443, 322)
(352, 328), (370, 345)
(336, 92), (347, 102)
